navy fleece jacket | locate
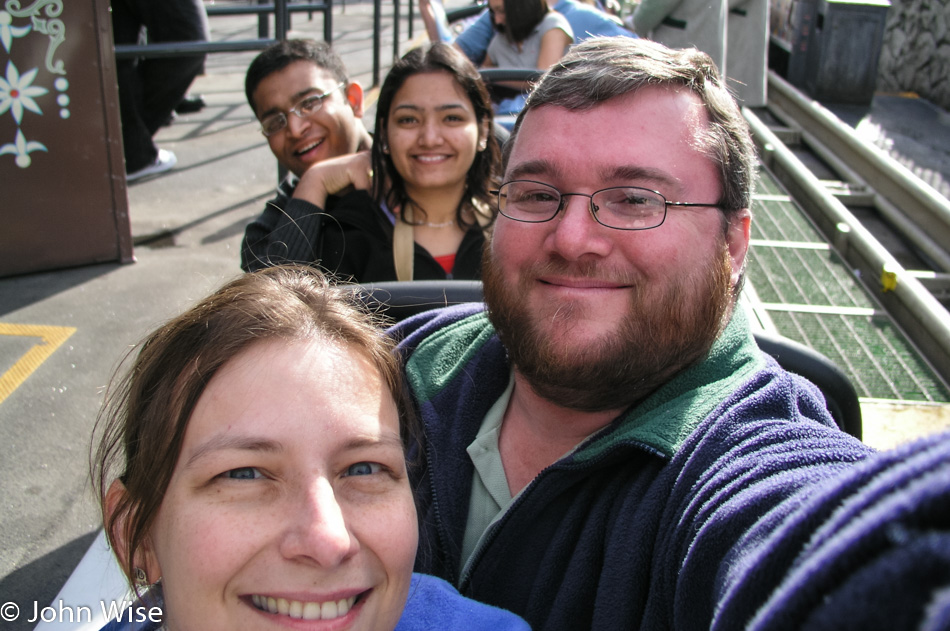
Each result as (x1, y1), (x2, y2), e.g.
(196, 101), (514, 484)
(393, 304), (950, 630)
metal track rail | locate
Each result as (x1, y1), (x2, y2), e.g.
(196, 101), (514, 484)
(766, 71), (950, 271)
(744, 77), (950, 386)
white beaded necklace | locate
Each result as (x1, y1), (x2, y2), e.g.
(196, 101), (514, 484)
(419, 218), (457, 228)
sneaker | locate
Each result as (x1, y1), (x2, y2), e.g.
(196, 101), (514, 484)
(126, 149), (177, 182)
(175, 94), (206, 114)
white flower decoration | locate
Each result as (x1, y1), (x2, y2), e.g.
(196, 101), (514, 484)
(0, 11), (31, 52)
(0, 128), (47, 168)
(0, 60), (48, 124)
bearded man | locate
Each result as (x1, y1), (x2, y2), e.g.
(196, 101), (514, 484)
(391, 37), (950, 631)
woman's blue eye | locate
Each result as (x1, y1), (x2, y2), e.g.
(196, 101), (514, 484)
(223, 467), (262, 480)
(345, 462), (382, 477)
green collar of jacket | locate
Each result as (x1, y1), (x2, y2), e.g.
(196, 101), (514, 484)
(405, 307), (764, 460)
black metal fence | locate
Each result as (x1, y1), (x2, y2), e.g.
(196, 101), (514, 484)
(112, 0), (423, 87)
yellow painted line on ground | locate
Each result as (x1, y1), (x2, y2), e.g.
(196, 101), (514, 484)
(0, 323), (77, 404)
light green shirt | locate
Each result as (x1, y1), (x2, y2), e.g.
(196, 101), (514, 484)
(460, 372), (516, 578)
(459, 371), (599, 583)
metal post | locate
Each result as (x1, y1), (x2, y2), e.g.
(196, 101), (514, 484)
(324, 0), (333, 43)
(373, 0), (382, 85)
(408, 0), (414, 39)
(258, 0), (269, 38)
(393, 0), (401, 62)
(275, 0), (288, 40)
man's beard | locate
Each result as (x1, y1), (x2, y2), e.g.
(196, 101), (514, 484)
(482, 243), (736, 413)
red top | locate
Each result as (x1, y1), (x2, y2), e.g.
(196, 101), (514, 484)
(433, 253), (456, 274)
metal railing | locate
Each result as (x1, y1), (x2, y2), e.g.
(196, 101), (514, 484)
(373, 0), (412, 86)
(113, 0), (333, 59)
(113, 0), (422, 88)
(370, 0), (486, 86)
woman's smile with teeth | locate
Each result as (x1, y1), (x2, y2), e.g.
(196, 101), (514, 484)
(415, 155), (448, 163)
(250, 594), (358, 620)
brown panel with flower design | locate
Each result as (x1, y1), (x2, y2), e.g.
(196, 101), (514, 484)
(0, 0), (132, 278)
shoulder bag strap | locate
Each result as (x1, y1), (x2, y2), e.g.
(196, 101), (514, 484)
(393, 203), (414, 282)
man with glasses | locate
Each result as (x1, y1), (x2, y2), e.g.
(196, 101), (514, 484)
(394, 37), (950, 630)
(241, 39), (372, 272)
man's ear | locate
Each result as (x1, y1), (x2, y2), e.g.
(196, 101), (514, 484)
(105, 479), (162, 584)
(345, 82), (365, 118)
(725, 208), (751, 289)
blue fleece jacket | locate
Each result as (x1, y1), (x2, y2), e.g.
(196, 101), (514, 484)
(394, 304), (950, 630)
(398, 574), (530, 630)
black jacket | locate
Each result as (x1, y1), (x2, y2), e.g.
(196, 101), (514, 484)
(241, 179), (485, 282)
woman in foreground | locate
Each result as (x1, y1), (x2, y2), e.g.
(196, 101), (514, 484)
(92, 266), (529, 630)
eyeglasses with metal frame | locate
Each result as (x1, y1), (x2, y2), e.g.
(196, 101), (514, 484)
(259, 83), (346, 137)
(492, 180), (723, 231)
